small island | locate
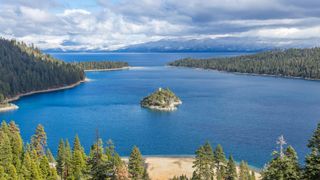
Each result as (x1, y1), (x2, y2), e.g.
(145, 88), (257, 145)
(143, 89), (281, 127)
(141, 88), (182, 111)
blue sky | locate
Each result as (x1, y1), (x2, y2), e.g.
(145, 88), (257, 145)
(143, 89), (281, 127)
(0, 0), (320, 51)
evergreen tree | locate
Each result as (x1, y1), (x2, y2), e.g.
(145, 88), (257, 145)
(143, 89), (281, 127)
(7, 164), (18, 180)
(39, 156), (51, 179)
(128, 146), (144, 180)
(250, 171), (256, 180)
(304, 122), (320, 179)
(46, 148), (55, 163)
(88, 138), (108, 180)
(239, 161), (250, 180)
(57, 139), (66, 178)
(214, 144), (227, 179)
(262, 143), (301, 179)
(0, 166), (7, 180)
(0, 131), (13, 171)
(20, 152), (32, 179)
(65, 139), (73, 179)
(31, 124), (47, 157)
(192, 142), (215, 180)
(8, 121), (23, 168)
(226, 155), (237, 180)
(171, 175), (189, 180)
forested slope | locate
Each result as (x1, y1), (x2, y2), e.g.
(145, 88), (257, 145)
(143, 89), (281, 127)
(169, 48), (320, 79)
(72, 61), (129, 70)
(0, 38), (85, 102)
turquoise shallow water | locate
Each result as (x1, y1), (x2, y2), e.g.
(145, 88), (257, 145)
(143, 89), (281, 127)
(1, 52), (320, 168)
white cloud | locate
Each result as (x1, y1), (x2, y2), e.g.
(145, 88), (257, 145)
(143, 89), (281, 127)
(0, 0), (320, 50)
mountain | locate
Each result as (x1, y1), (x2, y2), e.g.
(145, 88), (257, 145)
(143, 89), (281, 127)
(116, 37), (274, 52)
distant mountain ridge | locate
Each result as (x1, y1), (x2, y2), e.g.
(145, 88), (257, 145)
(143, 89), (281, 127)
(44, 37), (274, 53)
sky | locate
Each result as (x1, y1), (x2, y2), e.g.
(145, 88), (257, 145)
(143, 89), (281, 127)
(0, 0), (320, 51)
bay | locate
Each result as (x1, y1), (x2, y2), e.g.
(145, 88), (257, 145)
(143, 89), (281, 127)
(1, 52), (319, 168)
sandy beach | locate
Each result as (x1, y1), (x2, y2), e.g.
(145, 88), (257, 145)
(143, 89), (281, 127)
(0, 103), (19, 112)
(84, 66), (130, 72)
(124, 156), (261, 180)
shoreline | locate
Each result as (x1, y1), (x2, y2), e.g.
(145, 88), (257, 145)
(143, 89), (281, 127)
(123, 156), (261, 180)
(168, 65), (320, 82)
(84, 66), (130, 72)
(0, 103), (19, 112)
(0, 66), (131, 113)
(0, 79), (87, 113)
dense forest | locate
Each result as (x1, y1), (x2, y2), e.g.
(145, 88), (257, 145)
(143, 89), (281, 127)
(72, 61), (129, 71)
(0, 120), (319, 179)
(168, 48), (320, 80)
(0, 38), (85, 103)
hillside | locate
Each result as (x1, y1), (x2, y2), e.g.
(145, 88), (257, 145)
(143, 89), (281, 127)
(169, 48), (320, 80)
(0, 38), (85, 103)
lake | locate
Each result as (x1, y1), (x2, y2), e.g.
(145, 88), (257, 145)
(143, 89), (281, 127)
(1, 52), (319, 168)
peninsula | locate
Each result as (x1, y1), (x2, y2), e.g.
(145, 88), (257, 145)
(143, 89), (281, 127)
(0, 38), (85, 112)
(168, 48), (320, 80)
(72, 61), (129, 71)
(140, 88), (182, 111)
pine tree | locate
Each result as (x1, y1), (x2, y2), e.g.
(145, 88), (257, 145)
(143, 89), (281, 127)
(39, 156), (51, 179)
(0, 131), (13, 171)
(46, 148), (55, 163)
(7, 164), (18, 180)
(192, 142), (215, 180)
(20, 152), (32, 179)
(262, 138), (301, 180)
(88, 138), (108, 180)
(214, 144), (227, 179)
(72, 149), (86, 179)
(250, 171), (256, 180)
(8, 121), (23, 168)
(171, 175), (189, 180)
(304, 122), (320, 179)
(226, 155), (237, 180)
(31, 124), (47, 157)
(57, 139), (66, 178)
(65, 139), (73, 179)
(0, 166), (7, 180)
(128, 146), (144, 179)
(239, 161), (250, 180)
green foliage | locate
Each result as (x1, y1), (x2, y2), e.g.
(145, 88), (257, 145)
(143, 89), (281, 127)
(262, 144), (301, 179)
(169, 48), (320, 80)
(140, 88), (181, 108)
(304, 122), (320, 179)
(192, 142), (215, 180)
(171, 174), (189, 180)
(214, 144), (227, 179)
(128, 146), (145, 179)
(226, 155), (237, 180)
(31, 124), (47, 157)
(239, 161), (251, 180)
(0, 38), (85, 101)
(72, 61), (129, 70)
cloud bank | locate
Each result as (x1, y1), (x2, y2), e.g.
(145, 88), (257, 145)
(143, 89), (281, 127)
(0, 0), (320, 51)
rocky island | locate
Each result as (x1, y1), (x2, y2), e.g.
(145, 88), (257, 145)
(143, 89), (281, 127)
(141, 88), (182, 111)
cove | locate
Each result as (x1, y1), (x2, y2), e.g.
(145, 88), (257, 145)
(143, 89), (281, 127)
(1, 52), (319, 168)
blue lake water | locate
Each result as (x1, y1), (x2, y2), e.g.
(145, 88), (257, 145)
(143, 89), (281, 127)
(1, 52), (320, 168)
